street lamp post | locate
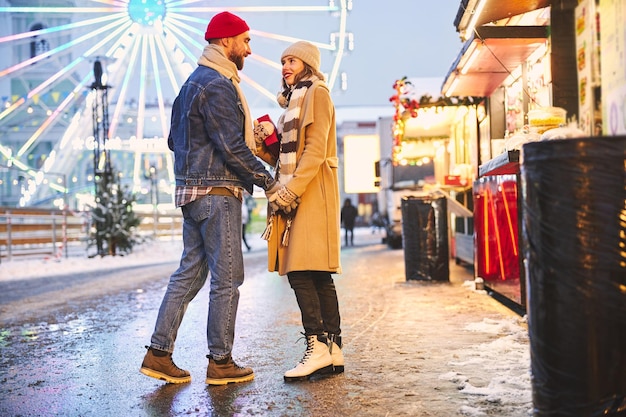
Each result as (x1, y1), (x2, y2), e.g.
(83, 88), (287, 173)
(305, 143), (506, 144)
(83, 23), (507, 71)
(91, 58), (112, 255)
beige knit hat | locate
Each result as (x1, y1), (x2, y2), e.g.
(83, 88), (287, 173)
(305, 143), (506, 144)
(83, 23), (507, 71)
(281, 41), (321, 73)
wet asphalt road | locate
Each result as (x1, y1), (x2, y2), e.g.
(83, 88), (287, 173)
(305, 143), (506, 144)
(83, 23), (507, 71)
(0, 231), (523, 417)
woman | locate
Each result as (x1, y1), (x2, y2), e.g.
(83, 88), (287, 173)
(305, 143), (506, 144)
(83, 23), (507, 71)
(254, 41), (344, 381)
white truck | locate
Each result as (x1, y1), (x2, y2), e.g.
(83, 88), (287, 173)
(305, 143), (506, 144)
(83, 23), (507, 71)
(375, 116), (435, 249)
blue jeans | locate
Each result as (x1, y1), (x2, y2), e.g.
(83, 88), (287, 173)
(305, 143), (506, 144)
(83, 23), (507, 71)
(149, 193), (244, 361)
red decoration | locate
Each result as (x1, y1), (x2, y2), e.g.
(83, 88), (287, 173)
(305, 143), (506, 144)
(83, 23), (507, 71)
(389, 77), (419, 163)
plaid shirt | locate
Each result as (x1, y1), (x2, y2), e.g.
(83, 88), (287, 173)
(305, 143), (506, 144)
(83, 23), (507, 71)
(174, 185), (243, 207)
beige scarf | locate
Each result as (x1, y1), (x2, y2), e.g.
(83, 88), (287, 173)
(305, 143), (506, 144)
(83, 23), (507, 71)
(197, 44), (256, 153)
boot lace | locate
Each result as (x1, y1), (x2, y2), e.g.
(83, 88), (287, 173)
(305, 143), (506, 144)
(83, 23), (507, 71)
(296, 334), (316, 364)
(167, 356), (186, 373)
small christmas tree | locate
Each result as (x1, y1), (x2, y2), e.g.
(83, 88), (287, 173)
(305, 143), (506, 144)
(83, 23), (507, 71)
(89, 170), (141, 257)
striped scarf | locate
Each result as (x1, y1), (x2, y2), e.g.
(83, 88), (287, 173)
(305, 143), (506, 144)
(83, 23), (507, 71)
(261, 77), (317, 245)
(276, 78), (315, 184)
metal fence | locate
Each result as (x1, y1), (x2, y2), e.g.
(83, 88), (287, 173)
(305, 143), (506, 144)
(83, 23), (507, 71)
(0, 207), (183, 262)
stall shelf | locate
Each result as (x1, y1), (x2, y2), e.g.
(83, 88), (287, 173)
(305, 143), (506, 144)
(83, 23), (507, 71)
(474, 149), (525, 310)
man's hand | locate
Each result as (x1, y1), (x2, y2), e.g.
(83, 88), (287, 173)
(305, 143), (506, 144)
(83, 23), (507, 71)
(265, 181), (280, 199)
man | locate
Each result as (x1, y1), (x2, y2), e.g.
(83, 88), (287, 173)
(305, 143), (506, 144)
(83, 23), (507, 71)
(140, 11), (278, 386)
(341, 198), (358, 246)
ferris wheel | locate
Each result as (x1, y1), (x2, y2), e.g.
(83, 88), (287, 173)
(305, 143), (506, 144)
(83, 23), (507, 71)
(0, 0), (352, 209)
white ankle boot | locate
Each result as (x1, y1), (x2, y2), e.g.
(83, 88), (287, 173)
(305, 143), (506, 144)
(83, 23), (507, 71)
(284, 335), (333, 381)
(328, 334), (344, 374)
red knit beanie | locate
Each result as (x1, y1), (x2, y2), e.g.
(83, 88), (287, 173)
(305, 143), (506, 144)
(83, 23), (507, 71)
(204, 12), (250, 40)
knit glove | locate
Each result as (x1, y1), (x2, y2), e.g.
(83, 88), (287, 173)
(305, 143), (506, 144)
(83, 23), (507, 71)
(253, 120), (275, 144)
(268, 186), (299, 214)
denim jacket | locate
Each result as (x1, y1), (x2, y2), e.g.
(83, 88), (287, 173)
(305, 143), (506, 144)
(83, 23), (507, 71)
(168, 65), (275, 194)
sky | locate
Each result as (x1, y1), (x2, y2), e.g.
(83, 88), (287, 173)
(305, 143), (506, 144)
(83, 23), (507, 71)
(330, 1), (463, 107)
(233, 1), (465, 111)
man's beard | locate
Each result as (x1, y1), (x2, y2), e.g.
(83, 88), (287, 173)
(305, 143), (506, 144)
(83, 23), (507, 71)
(230, 51), (244, 70)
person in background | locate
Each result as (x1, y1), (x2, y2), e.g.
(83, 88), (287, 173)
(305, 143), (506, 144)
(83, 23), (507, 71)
(370, 210), (385, 234)
(340, 198), (358, 247)
(254, 41), (344, 382)
(140, 11), (278, 386)
(241, 193), (251, 251)
(245, 191), (257, 221)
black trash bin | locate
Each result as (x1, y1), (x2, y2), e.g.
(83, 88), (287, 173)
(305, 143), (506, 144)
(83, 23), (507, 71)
(401, 195), (449, 281)
(521, 136), (626, 417)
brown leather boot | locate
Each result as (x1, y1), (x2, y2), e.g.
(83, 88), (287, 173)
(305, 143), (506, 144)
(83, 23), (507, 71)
(140, 347), (191, 384)
(206, 355), (254, 385)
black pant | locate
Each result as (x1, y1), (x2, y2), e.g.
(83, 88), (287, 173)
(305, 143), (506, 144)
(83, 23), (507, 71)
(344, 227), (354, 246)
(287, 271), (341, 336)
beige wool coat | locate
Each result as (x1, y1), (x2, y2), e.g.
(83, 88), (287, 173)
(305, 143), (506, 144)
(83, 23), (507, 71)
(256, 82), (342, 276)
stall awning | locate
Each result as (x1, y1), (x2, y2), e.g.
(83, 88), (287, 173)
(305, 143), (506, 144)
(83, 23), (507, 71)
(454, 0), (551, 39)
(441, 25), (548, 98)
